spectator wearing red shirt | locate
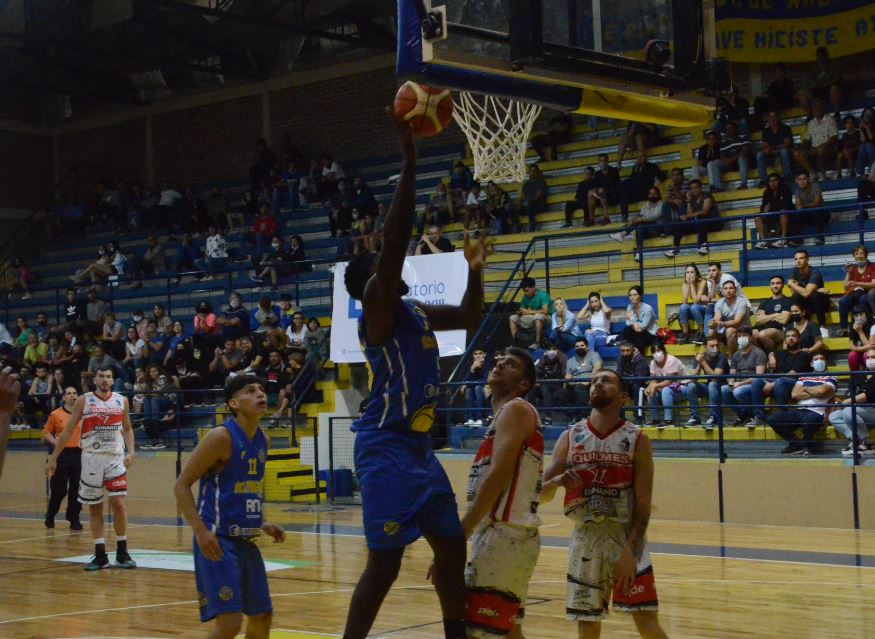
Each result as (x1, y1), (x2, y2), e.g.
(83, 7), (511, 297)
(253, 203), (279, 259)
(192, 300), (222, 350)
(838, 245), (875, 336)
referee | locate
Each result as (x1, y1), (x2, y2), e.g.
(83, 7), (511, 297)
(43, 387), (82, 530)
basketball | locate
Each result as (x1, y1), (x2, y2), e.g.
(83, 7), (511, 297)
(393, 81), (454, 137)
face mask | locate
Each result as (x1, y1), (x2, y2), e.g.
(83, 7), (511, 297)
(737, 337), (749, 349)
(866, 359), (875, 371)
(545, 351), (556, 359)
(230, 300), (240, 309)
(271, 243), (281, 250)
(789, 313), (801, 321)
(854, 315), (867, 324)
(706, 347), (718, 355)
(648, 196), (660, 203)
(812, 359), (826, 372)
(132, 315), (142, 322)
(575, 348), (587, 357)
(653, 352), (665, 363)
(857, 260), (869, 268)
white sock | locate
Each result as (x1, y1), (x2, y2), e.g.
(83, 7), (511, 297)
(95, 537), (105, 546)
(116, 536), (126, 542)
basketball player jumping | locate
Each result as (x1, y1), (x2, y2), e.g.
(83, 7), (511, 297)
(340, 117), (488, 639)
(462, 346), (543, 639)
(0, 367), (20, 482)
(542, 369), (668, 639)
(46, 366), (137, 570)
(175, 375), (285, 639)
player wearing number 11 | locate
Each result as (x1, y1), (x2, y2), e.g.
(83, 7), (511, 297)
(174, 375), (286, 639)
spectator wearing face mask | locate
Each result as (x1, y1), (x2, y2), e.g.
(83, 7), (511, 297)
(216, 292), (250, 341)
(845, 305), (874, 372)
(684, 335), (728, 429)
(754, 328), (813, 412)
(532, 341), (566, 425)
(768, 353), (835, 456)
(617, 340), (649, 414)
(720, 327), (768, 429)
(644, 343), (687, 429)
(552, 338), (602, 421)
(829, 346), (875, 457)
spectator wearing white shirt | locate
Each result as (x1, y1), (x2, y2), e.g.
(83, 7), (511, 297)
(157, 185), (183, 235)
(793, 99), (838, 180)
(194, 224), (229, 280)
(576, 292), (613, 354)
(464, 182), (487, 230)
(609, 186), (668, 260)
(285, 312), (309, 353)
(319, 154), (345, 199)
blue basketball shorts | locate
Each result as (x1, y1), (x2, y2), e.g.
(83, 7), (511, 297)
(193, 535), (272, 623)
(354, 428), (463, 550)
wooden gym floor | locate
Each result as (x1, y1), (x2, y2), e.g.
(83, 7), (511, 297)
(1, 492), (874, 639)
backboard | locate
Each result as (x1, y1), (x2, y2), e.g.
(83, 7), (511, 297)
(397, 0), (718, 126)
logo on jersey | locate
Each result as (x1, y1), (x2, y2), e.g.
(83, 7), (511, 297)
(197, 591), (208, 607)
(620, 437), (630, 452)
(219, 586), (234, 601)
(383, 521), (400, 536)
(477, 606), (499, 618)
(258, 450), (267, 464)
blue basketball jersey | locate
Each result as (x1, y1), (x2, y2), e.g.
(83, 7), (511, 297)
(353, 300), (441, 433)
(197, 419), (267, 538)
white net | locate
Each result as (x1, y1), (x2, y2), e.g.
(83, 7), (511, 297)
(451, 91), (542, 184)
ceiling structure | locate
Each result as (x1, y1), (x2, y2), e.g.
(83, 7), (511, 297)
(0, 0), (397, 124)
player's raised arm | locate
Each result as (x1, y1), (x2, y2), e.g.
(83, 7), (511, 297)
(173, 427), (232, 561)
(46, 395), (85, 477)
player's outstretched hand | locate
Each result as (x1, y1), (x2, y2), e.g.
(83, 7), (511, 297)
(262, 522), (286, 543)
(463, 229), (492, 273)
(613, 547), (637, 595)
(389, 108), (416, 161)
(196, 528), (224, 562)
(0, 367), (20, 415)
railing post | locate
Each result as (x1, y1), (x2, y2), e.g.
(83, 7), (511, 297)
(716, 373), (726, 524)
(849, 372), (861, 530)
(859, 204), (866, 246)
(740, 219), (749, 287)
(637, 240), (644, 290)
(544, 237), (550, 295)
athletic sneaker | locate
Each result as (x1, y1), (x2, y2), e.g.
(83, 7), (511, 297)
(609, 231), (629, 242)
(70, 521), (83, 531)
(116, 552), (137, 569)
(658, 422), (670, 430)
(85, 554), (110, 571)
(754, 241), (769, 249)
(745, 417), (760, 429)
(663, 248), (679, 258)
(686, 416), (701, 427)
(692, 333), (706, 345)
(842, 442), (874, 457)
(772, 239), (787, 247)
(732, 416), (745, 427)
(704, 416), (716, 430)
(780, 443), (804, 455)
(697, 244), (709, 256)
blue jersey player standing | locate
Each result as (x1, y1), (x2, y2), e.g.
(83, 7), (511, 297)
(341, 117), (489, 639)
(174, 375), (286, 639)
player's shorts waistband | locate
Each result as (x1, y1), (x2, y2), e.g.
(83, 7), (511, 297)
(225, 526), (262, 540)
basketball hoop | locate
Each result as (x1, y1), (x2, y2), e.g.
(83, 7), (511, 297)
(451, 91), (542, 184)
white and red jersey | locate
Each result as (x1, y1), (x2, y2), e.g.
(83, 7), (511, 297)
(466, 397), (544, 528)
(563, 419), (641, 525)
(80, 391), (127, 455)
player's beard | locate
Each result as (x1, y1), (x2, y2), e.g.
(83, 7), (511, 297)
(589, 392), (611, 409)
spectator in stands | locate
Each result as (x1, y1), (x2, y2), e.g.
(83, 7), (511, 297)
(709, 279), (750, 353)
(285, 234), (310, 273)
(645, 343), (687, 429)
(351, 176), (377, 216)
(24, 362), (53, 426)
(665, 167), (689, 219)
(108, 240), (126, 276)
(665, 179), (720, 258)
(129, 235), (167, 290)
(6, 257), (32, 300)
(250, 236), (286, 289)
(252, 204), (279, 260)
(621, 285), (657, 354)
(755, 328), (813, 413)
(837, 115), (862, 179)
(318, 154), (345, 200)
(618, 121), (656, 164)
(12, 316), (30, 355)
(617, 339), (649, 413)
(145, 320), (169, 367)
(839, 245), (875, 336)
(209, 338), (243, 377)
(788, 302), (826, 355)
(794, 100), (838, 181)
(792, 171), (828, 245)
(509, 277), (552, 350)
(515, 163), (548, 232)
(845, 305), (873, 372)
(787, 249), (830, 327)
(285, 311), (309, 354)
(461, 347), (488, 426)
(753, 275), (792, 353)
(141, 364), (177, 450)
(179, 186), (205, 233)
(564, 166), (596, 228)
(531, 112), (573, 162)
(715, 85), (750, 134)
(165, 321), (188, 365)
(486, 180), (519, 235)
(756, 111), (794, 186)
(85, 289), (106, 331)
(87, 344), (122, 390)
(172, 344), (206, 408)
(720, 326), (767, 428)
(303, 317), (328, 363)
(32, 312), (50, 343)
(678, 264), (710, 344)
(195, 225), (229, 280)
(861, 165), (875, 220)
(415, 225), (454, 255)
(59, 288), (88, 339)
(829, 345), (875, 456)
(619, 151), (664, 224)
(755, 173), (793, 248)
(576, 292), (613, 354)
(548, 298), (580, 351)
(717, 121), (753, 190)
(685, 334), (728, 429)
(587, 154), (621, 226)
(205, 187), (229, 229)
(0, 321), (13, 355)
(464, 182), (486, 230)
(532, 341), (566, 424)
(328, 179), (354, 238)
(609, 185), (667, 259)
(250, 138), (277, 188)
(192, 300), (222, 351)
(754, 63), (795, 120)
(151, 303), (172, 337)
(857, 108), (875, 176)
(802, 46), (842, 118)
(72, 245), (113, 286)
(421, 182), (452, 233)
(448, 161), (474, 212)
(693, 131), (721, 189)
(130, 309), (148, 341)
(156, 185), (183, 234)
(555, 338), (602, 418)
(101, 310), (124, 360)
(22, 333), (46, 369)
(172, 232), (200, 284)
(768, 352), (835, 456)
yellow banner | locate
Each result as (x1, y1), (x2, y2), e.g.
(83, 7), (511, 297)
(715, 3), (875, 63)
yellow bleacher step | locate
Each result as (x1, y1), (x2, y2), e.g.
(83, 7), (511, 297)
(9, 429), (43, 440)
(643, 425), (843, 441)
